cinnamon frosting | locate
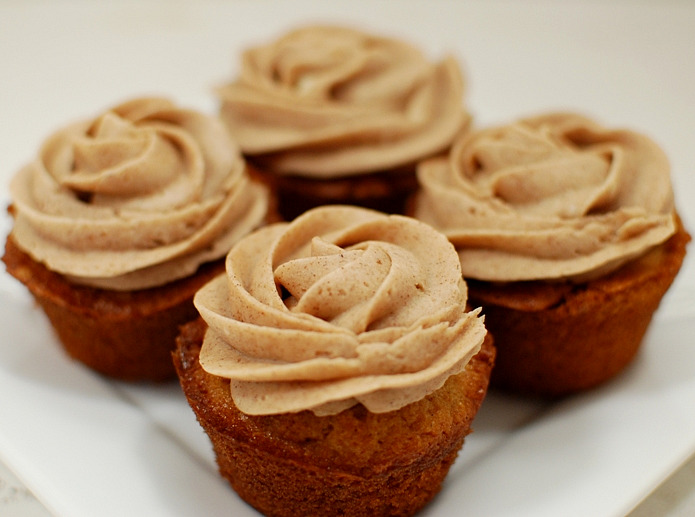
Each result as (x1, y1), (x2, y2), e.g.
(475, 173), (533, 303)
(9, 97), (269, 290)
(194, 206), (486, 415)
(415, 112), (677, 282)
(217, 25), (468, 177)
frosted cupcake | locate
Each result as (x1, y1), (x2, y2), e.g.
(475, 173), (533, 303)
(3, 97), (270, 381)
(217, 25), (469, 219)
(174, 205), (494, 516)
(414, 112), (689, 396)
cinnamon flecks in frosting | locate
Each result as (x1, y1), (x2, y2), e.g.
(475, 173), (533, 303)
(217, 25), (468, 177)
(195, 206), (486, 416)
(414, 112), (677, 282)
(9, 97), (269, 290)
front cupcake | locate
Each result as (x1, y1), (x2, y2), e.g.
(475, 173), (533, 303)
(3, 97), (270, 381)
(217, 25), (468, 219)
(174, 205), (494, 516)
(414, 112), (689, 396)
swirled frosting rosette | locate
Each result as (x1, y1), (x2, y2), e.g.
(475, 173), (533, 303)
(194, 206), (486, 415)
(217, 25), (468, 177)
(415, 112), (678, 282)
(9, 97), (269, 290)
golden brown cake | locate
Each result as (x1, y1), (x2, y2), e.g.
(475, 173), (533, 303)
(465, 219), (688, 396)
(4, 234), (223, 381)
(3, 97), (271, 381)
(217, 25), (469, 220)
(174, 205), (494, 516)
(245, 160), (420, 222)
(175, 319), (494, 517)
(413, 112), (689, 397)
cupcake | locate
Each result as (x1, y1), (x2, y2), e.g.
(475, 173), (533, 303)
(413, 112), (690, 397)
(173, 205), (494, 516)
(3, 97), (271, 381)
(217, 25), (469, 220)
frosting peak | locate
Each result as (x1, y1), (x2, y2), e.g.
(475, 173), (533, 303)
(415, 112), (677, 281)
(195, 206), (486, 415)
(217, 25), (468, 177)
(9, 97), (269, 290)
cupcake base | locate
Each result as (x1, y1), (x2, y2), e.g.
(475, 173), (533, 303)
(174, 317), (495, 517)
(467, 218), (690, 397)
(247, 161), (419, 220)
(3, 236), (225, 382)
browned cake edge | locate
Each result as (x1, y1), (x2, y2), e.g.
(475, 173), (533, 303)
(468, 217), (690, 397)
(3, 235), (225, 381)
(246, 161), (420, 221)
(174, 317), (495, 517)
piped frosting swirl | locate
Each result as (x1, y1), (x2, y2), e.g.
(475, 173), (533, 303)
(217, 25), (468, 177)
(194, 206), (486, 415)
(9, 97), (269, 290)
(414, 112), (677, 282)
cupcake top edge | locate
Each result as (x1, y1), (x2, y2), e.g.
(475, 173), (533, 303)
(194, 205), (486, 416)
(8, 96), (270, 291)
(414, 111), (679, 283)
(217, 24), (469, 178)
